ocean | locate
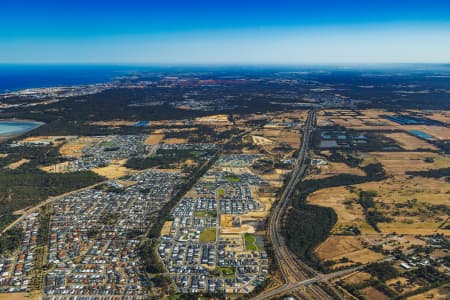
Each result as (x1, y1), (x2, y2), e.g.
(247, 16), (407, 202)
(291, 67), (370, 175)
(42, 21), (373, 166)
(0, 64), (137, 93)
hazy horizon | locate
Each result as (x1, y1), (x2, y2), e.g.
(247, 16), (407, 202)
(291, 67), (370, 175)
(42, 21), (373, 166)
(1, 1), (450, 64)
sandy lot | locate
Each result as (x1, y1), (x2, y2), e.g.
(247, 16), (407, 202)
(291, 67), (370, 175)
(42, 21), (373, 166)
(59, 136), (103, 157)
(252, 135), (273, 145)
(220, 224), (255, 234)
(92, 159), (137, 179)
(195, 114), (231, 125)
(0, 293), (27, 300)
(161, 221), (173, 235)
(6, 158), (30, 169)
(163, 137), (188, 144)
(220, 214), (234, 227)
(144, 133), (165, 145)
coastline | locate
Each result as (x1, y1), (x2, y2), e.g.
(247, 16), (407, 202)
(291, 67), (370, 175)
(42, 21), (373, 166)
(0, 118), (45, 124)
(0, 64), (135, 94)
(0, 119), (45, 142)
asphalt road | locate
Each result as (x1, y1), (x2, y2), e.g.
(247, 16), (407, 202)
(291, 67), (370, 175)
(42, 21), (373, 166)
(255, 110), (338, 300)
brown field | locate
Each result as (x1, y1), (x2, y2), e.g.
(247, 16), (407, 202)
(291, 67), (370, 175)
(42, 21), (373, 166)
(377, 222), (447, 235)
(252, 135), (273, 145)
(360, 286), (390, 300)
(253, 128), (301, 156)
(369, 235), (426, 252)
(20, 135), (72, 145)
(386, 276), (421, 295)
(340, 271), (372, 285)
(144, 133), (164, 145)
(318, 109), (399, 130)
(405, 125), (450, 140)
(221, 224), (255, 234)
(163, 137), (188, 144)
(408, 285), (450, 300)
(90, 120), (136, 126)
(315, 236), (384, 266)
(419, 111), (450, 124)
(308, 162), (366, 180)
(329, 117), (365, 128)
(307, 186), (376, 234)
(6, 158), (30, 169)
(220, 214), (233, 227)
(324, 110), (450, 139)
(362, 152), (450, 176)
(261, 129), (283, 138)
(355, 176), (450, 206)
(59, 136), (103, 157)
(40, 161), (71, 173)
(92, 159), (137, 179)
(161, 221), (173, 235)
(350, 177), (450, 235)
(384, 132), (437, 150)
(0, 293), (27, 300)
(195, 114), (231, 125)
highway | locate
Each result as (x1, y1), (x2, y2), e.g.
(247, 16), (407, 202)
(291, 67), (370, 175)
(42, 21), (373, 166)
(255, 110), (340, 300)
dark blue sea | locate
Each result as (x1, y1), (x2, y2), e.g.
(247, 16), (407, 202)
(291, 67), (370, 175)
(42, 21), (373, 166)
(0, 65), (140, 93)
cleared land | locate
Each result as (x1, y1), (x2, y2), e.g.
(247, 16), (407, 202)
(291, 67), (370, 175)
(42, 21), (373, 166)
(307, 186), (376, 234)
(144, 133), (164, 145)
(384, 132), (437, 150)
(408, 285), (450, 300)
(315, 236), (384, 268)
(39, 161), (70, 173)
(91, 159), (137, 179)
(161, 221), (173, 235)
(362, 152), (450, 176)
(307, 162), (366, 180)
(403, 125), (450, 140)
(6, 158), (30, 169)
(220, 214), (234, 227)
(59, 136), (103, 157)
(360, 286), (390, 300)
(340, 271), (372, 285)
(311, 176), (449, 236)
(163, 137), (188, 144)
(0, 293), (27, 300)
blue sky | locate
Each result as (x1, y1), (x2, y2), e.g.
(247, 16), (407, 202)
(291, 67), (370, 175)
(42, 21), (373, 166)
(1, 0), (449, 63)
